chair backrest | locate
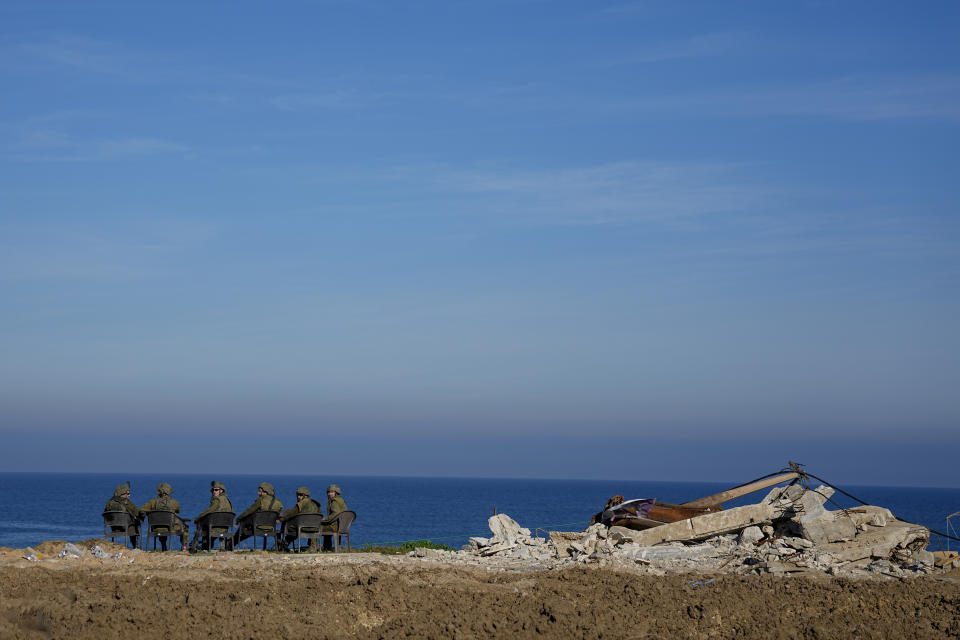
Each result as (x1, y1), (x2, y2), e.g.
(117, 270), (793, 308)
(200, 511), (235, 530)
(288, 513), (324, 532)
(145, 510), (177, 532)
(103, 510), (133, 528)
(335, 510), (356, 534)
(248, 510), (279, 528)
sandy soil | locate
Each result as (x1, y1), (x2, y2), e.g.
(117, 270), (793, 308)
(2, 540), (959, 639)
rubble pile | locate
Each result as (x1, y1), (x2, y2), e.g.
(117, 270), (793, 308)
(462, 514), (555, 561)
(442, 485), (954, 579)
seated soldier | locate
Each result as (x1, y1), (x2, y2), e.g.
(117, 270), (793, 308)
(140, 482), (189, 551)
(104, 484), (141, 549)
(276, 486), (323, 552)
(322, 483), (348, 552)
(233, 482), (283, 549)
(189, 481), (234, 552)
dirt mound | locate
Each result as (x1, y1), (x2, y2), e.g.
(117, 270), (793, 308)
(1, 559), (958, 639)
(28, 539), (129, 557)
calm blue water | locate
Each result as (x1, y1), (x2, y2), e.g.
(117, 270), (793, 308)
(1, 473), (958, 551)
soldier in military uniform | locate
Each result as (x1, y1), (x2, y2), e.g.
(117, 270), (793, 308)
(189, 481), (234, 552)
(104, 484), (141, 549)
(139, 482), (189, 551)
(276, 486), (323, 552)
(233, 482), (283, 548)
(322, 483), (348, 552)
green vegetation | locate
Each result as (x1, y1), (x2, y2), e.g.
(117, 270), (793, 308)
(362, 539), (456, 555)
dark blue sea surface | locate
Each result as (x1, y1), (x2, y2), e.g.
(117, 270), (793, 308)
(0, 473), (958, 551)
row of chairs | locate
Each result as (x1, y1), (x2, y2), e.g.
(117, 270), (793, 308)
(103, 509), (356, 552)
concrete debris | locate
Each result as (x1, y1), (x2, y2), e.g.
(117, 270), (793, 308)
(488, 514), (530, 547)
(847, 506), (893, 529)
(781, 536), (813, 550)
(607, 504), (776, 546)
(448, 514), (554, 560)
(933, 551), (960, 569)
(453, 484), (940, 581)
(797, 510), (858, 545)
(738, 526), (764, 546)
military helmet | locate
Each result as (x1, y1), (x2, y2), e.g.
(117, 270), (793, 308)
(296, 486), (310, 497)
(211, 481), (226, 492)
(157, 482), (173, 496)
(326, 484), (341, 495)
(114, 484), (130, 497)
(258, 481), (275, 495)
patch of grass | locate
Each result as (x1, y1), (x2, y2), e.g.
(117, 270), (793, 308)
(363, 540), (456, 555)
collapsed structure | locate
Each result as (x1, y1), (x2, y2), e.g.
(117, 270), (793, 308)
(445, 469), (959, 579)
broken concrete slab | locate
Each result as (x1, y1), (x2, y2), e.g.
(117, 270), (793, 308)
(788, 485), (835, 522)
(798, 510), (858, 545)
(813, 519), (929, 563)
(614, 541), (722, 563)
(781, 536), (814, 550)
(609, 503), (776, 546)
(488, 514), (531, 547)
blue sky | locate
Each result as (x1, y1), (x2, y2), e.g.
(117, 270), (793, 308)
(1, 1), (958, 486)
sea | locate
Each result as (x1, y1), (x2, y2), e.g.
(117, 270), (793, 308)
(1, 473), (959, 552)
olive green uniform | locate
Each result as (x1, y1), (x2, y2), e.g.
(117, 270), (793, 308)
(323, 495), (347, 530)
(196, 493), (234, 521)
(279, 497), (322, 522)
(191, 484), (234, 551)
(234, 482), (283, 547)
(140, 483), (188, 550)
(278, 488), (323, 551)
(322, 484), (348, 551)
(104, 485), (141, 548)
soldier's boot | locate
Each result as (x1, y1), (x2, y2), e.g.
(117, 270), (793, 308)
(180, 535), (188, 551)
(321, 535), (334, 552)
(307, 540), (319, 553)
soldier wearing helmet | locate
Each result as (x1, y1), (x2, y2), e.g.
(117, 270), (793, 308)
(189, 481), (234, 552)
(322, 483), (348, 551)
(139, 482), (189, 551)
(103, 484), (141, 549)
(276, 486), (324, 552)
(233, 482), (283, 548)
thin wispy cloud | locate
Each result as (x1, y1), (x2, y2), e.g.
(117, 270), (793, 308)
(0, 220), (218, 283)
(730, 74), (960, 121)
(271, 89), (389, 111)
(405, 161), (770, 226)
(623, 73), (960, 122)
(7, 134), (189, 162)
(4, 34), (139, 77)
(597, 32), (744, 66)
(98, 137), (187, 156)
